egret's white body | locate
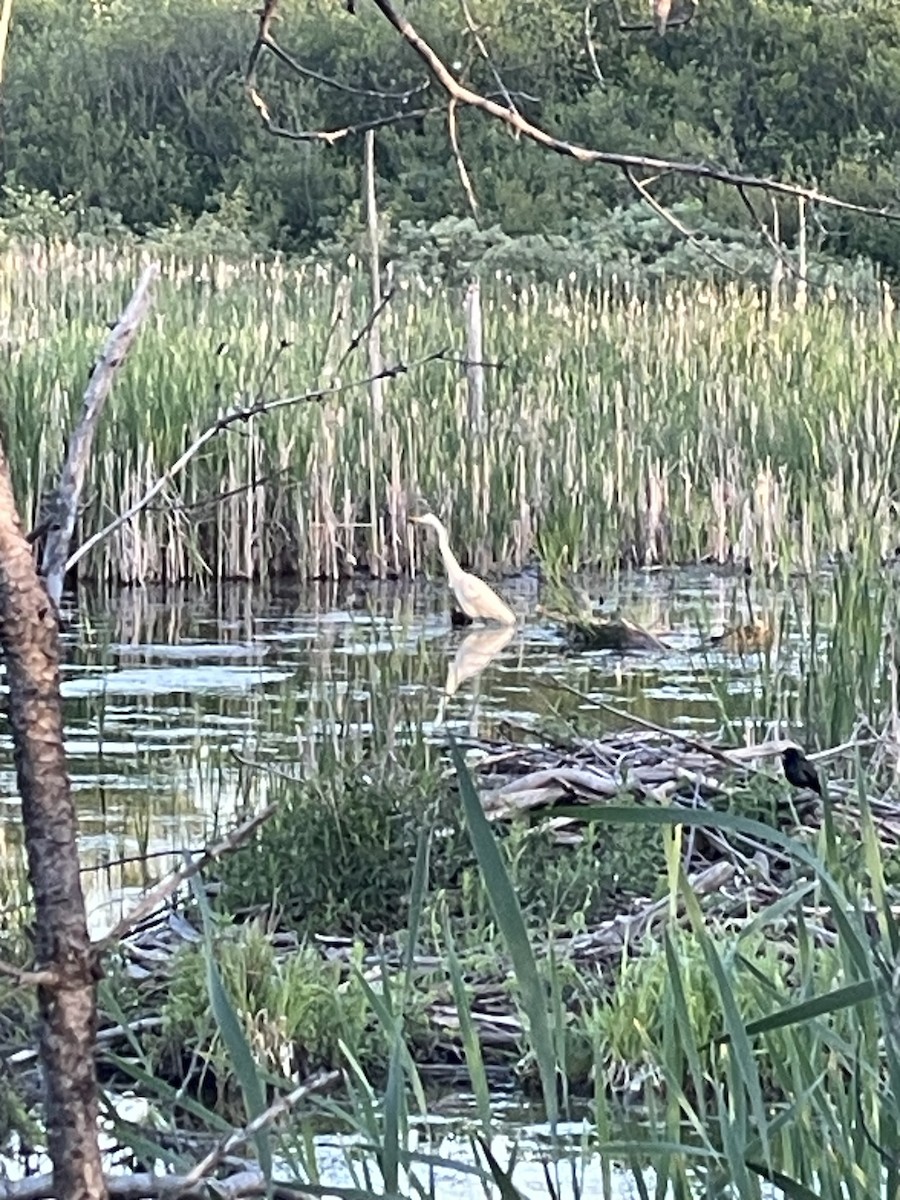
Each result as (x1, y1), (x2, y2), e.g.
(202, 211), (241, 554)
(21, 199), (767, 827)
(412, 514), (517, 626)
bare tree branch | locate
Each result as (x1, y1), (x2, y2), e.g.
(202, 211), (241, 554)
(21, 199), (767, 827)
(245, 0), (431, 146)
(246, 91), (433, 145)
(333, 285), (396, 375)
(357, 0), (900, 221)
(93, 800), (281, 951)
(258, 18), (429, 101)
(736, 183), (821, 291)
(40, 265), (159, 606)
(64, 351), (447, 579)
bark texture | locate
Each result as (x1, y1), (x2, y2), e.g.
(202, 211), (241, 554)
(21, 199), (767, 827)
(0, 444), (106, 1199)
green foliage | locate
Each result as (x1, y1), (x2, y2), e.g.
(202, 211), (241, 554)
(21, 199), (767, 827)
(217, 761), (471, 935)
(4, 0), (900, 271)
(584, 927), (847, 1093)
(217, 753), (656, 937)
(6, 244), (900, 587)
(159, 921), (372, 1094)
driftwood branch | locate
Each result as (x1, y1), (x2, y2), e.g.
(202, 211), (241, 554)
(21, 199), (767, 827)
(40, 264), (159, 606)
(174, 1069), (340, 1193)
(0, 1169), (316, 1199)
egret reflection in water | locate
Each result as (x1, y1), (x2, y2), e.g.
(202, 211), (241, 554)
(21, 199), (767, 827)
(436, 624), (517, 726)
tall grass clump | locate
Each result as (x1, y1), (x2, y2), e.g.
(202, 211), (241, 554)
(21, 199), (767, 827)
(702, 554), (900, 759)
(454, 741), (900, 1199)
(6, 240), (900, 584)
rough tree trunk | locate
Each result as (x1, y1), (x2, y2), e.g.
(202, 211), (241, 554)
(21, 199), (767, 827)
(0, 444), (106, 1200)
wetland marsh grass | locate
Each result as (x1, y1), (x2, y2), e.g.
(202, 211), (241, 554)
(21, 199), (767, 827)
(101, 738), (900, 1199)
(5, 241), (900, 584)
(6, 570), (900, 1191)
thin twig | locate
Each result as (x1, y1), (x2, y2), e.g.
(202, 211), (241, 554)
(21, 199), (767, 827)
(93, 802), (280, 952)
(332, 286), (396, 375)
(736, 183), (824, 292)
(624, 166), (743, 275)
(175, 1069), (340, 1193)
(544, 678), (764, 773)
(246, 93), (433, 145)
(150, 469), (295, 517)
(229, 750), (308, 786)
(261, 30), (428, 101)
(64, 351), (447, 576)
(583, 5), (605, 87)
(448, 97), (479, 217)
(460, 0), (520, 117)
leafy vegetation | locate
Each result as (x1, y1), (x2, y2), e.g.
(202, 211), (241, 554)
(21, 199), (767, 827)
(158, 925), (374, 1096)
(216, 737), (661, 936)
(3, 558), (900, 1193)
(4, 0), (900, 274)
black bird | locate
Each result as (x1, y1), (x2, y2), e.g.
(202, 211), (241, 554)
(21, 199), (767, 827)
(781, 747), (824, 798)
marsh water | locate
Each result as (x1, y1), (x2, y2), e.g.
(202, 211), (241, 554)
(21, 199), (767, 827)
(0, 567), (799, 1198)
(0, 565), (804, 933)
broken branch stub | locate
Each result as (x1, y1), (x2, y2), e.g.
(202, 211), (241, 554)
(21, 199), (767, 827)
(41, 263), (159, 606)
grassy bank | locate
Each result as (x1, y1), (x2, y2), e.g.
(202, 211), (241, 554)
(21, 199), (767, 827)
(73, 719), (900, 1197)
(2, 563), (900, 1193)
(4, 241), (900, 585)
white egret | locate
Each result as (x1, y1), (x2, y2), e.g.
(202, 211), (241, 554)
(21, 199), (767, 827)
(411, 514), (517, 626)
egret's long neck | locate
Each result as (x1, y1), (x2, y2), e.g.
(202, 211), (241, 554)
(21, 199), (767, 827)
(436, 526), (464, 584)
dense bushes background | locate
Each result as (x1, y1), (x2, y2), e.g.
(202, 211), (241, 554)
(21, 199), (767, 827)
(2, 0), (900, 272)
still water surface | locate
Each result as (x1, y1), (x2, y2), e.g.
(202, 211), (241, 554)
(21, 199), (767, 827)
(1, 568), (795, 1198)
(0, 566), (798, 936)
